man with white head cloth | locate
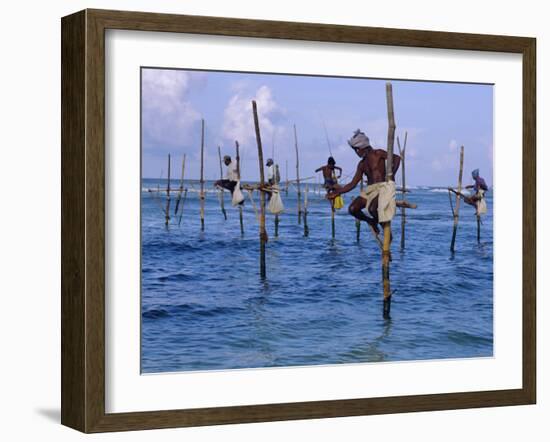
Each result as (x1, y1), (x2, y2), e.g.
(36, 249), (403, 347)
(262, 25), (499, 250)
(329, 129), (401, 235)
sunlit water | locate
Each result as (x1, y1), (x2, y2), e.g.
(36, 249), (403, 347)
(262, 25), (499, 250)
(141, 179), (493, 373)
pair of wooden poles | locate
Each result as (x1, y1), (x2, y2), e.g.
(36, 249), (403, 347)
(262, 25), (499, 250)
(382, 82), (396, 319)
(251, 84), (396, 317)
(215, 142), (244, 236)
(449, 145), (481, 252)
(198, 119), (246, 234)
(251, 103), (309, 277)
(294, 125), (312, 237)
(382, 84), (420, 318)
(150, 151), (188, 228)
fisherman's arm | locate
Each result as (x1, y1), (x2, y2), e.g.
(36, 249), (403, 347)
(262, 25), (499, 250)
(335, 166), (343, 178)
(315, 166), (324, 173)
(379, 150), (401, 180)
(329, 165), (362, 197)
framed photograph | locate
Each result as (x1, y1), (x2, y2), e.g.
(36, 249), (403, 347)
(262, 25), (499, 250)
(61, 9), (536, 433)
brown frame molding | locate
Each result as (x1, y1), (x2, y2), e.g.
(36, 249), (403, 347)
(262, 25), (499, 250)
(61, 9), (536, 433)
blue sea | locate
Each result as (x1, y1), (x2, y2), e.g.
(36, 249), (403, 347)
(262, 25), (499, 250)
(141, 179), (493, 373)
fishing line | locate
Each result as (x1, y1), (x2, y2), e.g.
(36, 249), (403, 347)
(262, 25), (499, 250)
(320, 116), (333, 157)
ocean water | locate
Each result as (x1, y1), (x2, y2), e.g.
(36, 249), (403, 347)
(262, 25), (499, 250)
(141, 178), (493, 373)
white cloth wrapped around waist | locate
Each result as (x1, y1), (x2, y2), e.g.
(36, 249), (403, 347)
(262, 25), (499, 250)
(231, 181), (244, 206)
(359, 181), (396, 223)
(476, 189), (487, 216)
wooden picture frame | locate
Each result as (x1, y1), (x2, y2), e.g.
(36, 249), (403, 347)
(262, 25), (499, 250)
(61, 8), (536, 433)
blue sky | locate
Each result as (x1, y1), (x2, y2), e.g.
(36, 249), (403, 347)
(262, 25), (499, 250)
(141, 68), (493, 187)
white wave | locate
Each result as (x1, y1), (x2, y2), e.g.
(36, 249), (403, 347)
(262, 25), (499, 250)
(143, 187), (225, 194)
(430, 187), (472, 197)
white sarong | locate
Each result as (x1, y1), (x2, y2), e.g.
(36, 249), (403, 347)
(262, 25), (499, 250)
(231, 181), (245, 206)
(360, 181), (396, 223)
(476, 189), (487, 216)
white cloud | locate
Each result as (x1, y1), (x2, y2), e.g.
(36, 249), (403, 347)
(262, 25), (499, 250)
(449, 139), (458, 151)
(407, 148), (418, 159)
(222, 85), (284, 152)
(230, 79), (252, 93)
(142, 69), (201, 149)
(431, 159), (443, 171)
(431, 148), (462, 173)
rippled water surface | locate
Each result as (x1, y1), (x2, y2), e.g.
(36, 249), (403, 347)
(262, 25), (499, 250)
(141, 179), (493, 373)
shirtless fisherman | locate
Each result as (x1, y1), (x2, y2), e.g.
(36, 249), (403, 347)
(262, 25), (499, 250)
(328, 130), (401, 235)
(315, 156), (342, 191)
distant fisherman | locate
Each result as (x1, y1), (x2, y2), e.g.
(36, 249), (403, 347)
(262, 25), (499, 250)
(315, 156), (342, 191)
(464, 169), (489, 215)
(265, 158), (281, 200)
(329, 130), (400, 234)
(266, 158), (276, 186)
(215, 155), (239, 195)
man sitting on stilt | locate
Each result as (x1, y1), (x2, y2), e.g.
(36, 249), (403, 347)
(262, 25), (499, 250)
(449, 168), (488, 216)
(215, 155), (245, 205)
(215, 155), (239, 194)
(315, 156), (342, 192)
(328, 130), (401, 235)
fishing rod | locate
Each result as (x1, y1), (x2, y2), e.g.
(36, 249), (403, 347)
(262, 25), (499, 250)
(271, 131), (275, 162)
(320, 116), (333, 157)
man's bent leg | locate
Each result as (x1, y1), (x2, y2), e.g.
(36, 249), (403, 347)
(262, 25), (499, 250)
(349, 197), (380, 234)
(216, 179), (237, 194)
(226, 181), (237, 194)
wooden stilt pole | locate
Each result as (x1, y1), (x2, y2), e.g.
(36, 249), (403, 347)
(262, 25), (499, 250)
(356, 178), (363, 241)
(450, 146), (464, 252)
(200, 119), (205, 232)
(275, 164), (280, 238)
(274, 214), (280, 237)
(477, 214), (481, 243)
(252, 101), (267, 278)
(176, 154), (188, 226)
(285, 159), (289, 195)
(235, 141), (244, 236)
(178, 188), (188, 226)
(165, 154), (171, 227)
(397, 132), (408, 249)
(331, 201), (336, 239)
(174, 154), (186, 216)
(217, 146), (228, 220)
(304, 184), (310, 237)
(382, 82), (396, 320)
(294, 125), (302, 225)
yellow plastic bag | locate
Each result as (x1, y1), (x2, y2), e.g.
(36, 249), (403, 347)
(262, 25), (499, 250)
(333, 195), (344, 210)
